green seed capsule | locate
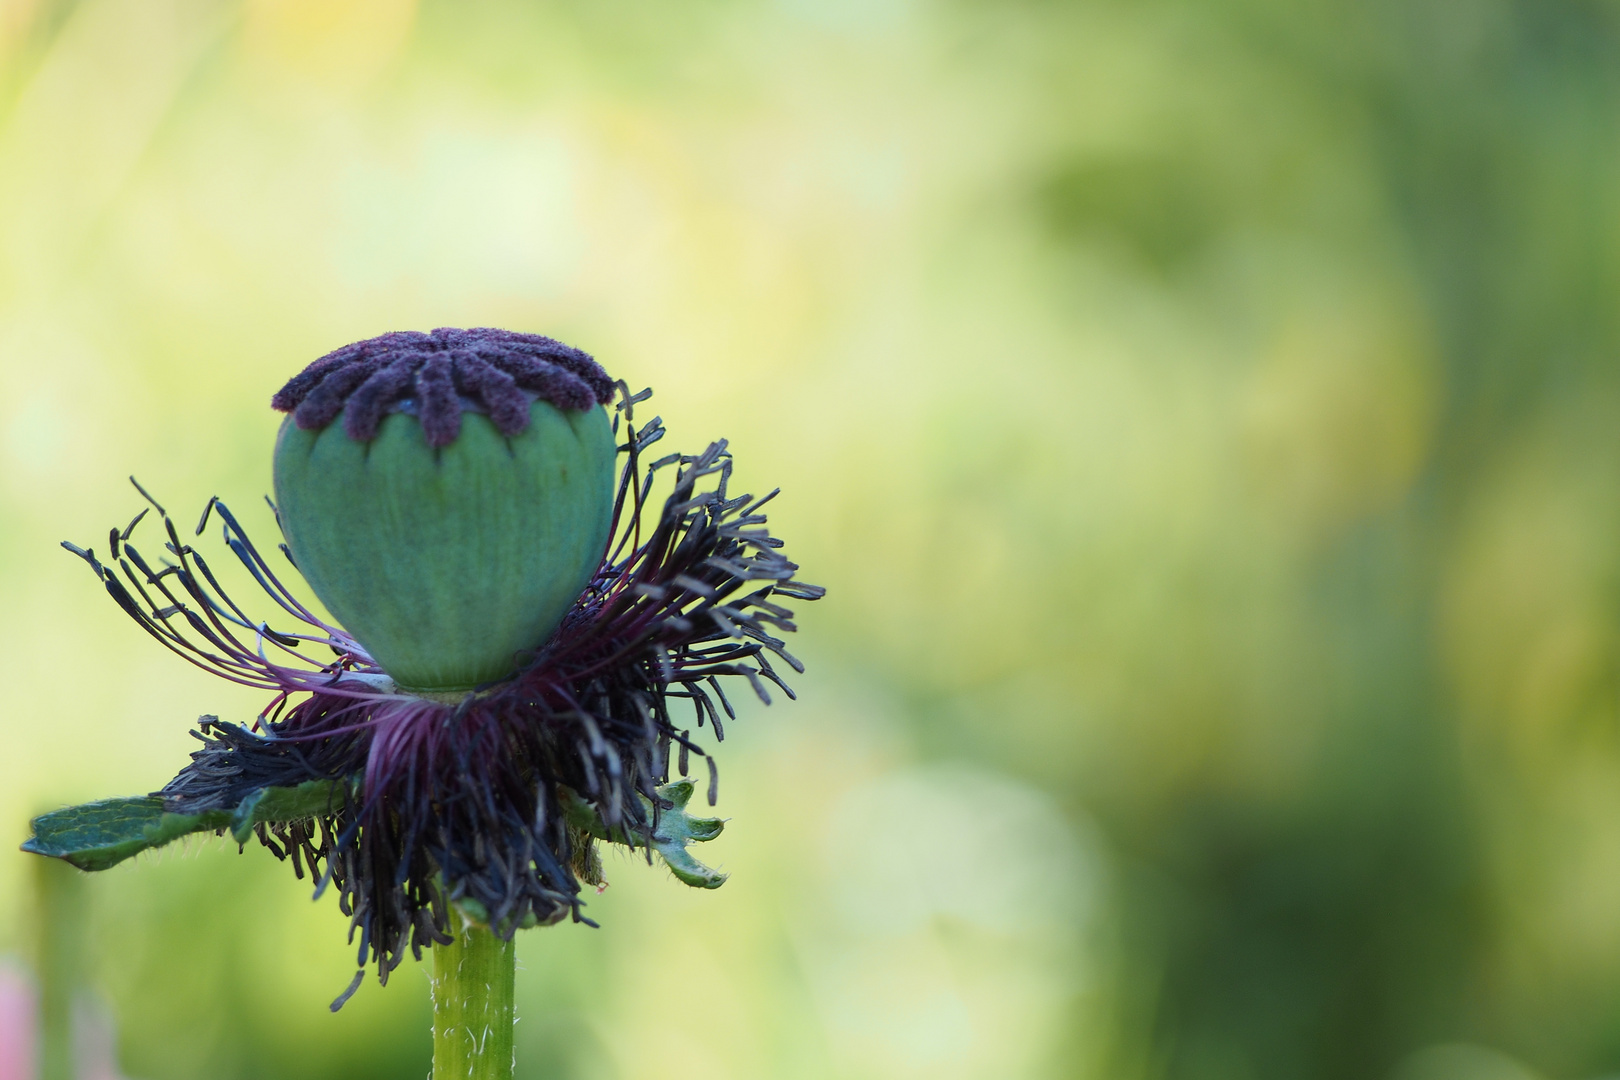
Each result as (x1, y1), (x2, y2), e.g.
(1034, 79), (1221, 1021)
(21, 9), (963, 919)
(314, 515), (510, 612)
(273, 399), (616, 693)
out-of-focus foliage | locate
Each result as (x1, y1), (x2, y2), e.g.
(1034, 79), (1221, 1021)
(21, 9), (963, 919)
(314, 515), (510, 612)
(2, 0), (1619, 1078)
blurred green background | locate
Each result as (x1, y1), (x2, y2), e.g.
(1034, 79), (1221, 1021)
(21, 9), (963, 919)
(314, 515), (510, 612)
(3, 0), (1619, 1078)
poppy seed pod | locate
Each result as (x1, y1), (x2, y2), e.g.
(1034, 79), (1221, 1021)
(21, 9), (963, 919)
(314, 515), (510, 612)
(270, 329), (617, 693)
(274, 402), (614, 693)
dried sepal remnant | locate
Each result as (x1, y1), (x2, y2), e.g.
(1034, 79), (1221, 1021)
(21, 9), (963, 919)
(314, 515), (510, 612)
(63, 384), (821, 989)
(270, 327), (616, 447)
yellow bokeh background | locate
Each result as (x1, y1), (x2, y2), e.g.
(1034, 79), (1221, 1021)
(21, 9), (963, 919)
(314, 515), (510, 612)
(3, 1), (1620, 1078)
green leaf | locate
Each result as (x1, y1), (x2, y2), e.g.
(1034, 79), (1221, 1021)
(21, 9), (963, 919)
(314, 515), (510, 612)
(559, 780), (729, 889)
(22, 797), (229, 872)
(228, 779), (348, 843)
(25, 777), (725, 890)
(22, 779), (348, 872)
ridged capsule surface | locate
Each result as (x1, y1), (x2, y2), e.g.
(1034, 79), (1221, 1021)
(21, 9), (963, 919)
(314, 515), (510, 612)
(273, 399), (615, 692)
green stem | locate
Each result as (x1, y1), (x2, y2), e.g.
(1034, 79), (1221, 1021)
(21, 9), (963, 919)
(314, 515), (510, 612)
(431, 921), (516, 1080)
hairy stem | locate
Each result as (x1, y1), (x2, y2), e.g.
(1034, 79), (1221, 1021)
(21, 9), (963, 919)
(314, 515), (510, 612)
(431, 922), (515, 1080)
